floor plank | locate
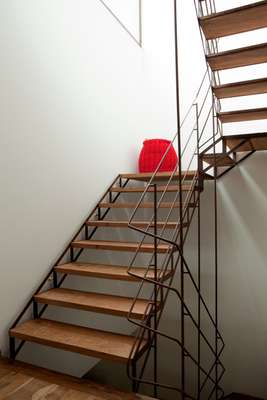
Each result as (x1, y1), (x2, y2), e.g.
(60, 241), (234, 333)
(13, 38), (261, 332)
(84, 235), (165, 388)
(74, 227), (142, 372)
(0, 358), (155, 400)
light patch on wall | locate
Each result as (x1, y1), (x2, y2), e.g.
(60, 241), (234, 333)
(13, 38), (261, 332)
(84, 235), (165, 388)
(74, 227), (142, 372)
(99, 0), (142, 46)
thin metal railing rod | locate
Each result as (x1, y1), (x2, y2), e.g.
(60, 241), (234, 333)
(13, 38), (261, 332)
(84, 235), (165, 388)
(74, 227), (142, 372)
(200, 340), (225, 393)
(127, 209), (225, 395)
(127, 180), (198, 321)
(127, 303), (224, 394)
(128, 69), (211, 224)
(128, 191), (225, 347)
(128, 224), (225, 345)
(128, 195), (226, 368)
(212, 91), (219, 400)
(127, 180), (226, 364)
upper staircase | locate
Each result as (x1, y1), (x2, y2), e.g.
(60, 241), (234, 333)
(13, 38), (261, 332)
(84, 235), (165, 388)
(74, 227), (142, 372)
(199, 0), (267, 178)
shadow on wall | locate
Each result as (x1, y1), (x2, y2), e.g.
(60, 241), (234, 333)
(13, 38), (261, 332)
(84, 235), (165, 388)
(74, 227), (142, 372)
(218, 151), (267, 398)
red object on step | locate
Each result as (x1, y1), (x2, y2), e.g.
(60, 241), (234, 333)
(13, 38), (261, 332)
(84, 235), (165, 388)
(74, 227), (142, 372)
(138, 139), (178, 173)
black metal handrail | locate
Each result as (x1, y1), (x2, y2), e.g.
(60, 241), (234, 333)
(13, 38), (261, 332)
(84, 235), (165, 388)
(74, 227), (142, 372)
(124, 1), (226, 398)
(125, 79), (225, 400)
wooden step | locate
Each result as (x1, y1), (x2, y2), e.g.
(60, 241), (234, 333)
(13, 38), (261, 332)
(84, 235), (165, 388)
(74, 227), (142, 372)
(55, 262), (173, 282)
(200, 1), (267, 40)
(110, 184), (194, 193)
(224, 133), (267, 152)
(86, 220), (184, 229)
(72, 240), (173, 253)
(202, 153), (235, 167)
(207, 42), (267, 71)
(213, 77), (267, 99)
(120, 171), (197, 181)
(98, 202), (194, 209)
(9, 319), (148, 363)
(34, 289), (152, 319)
(218, 108), (267, 123)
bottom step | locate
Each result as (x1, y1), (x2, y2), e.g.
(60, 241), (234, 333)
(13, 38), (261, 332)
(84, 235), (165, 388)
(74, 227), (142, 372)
(9, 319), (148, 363)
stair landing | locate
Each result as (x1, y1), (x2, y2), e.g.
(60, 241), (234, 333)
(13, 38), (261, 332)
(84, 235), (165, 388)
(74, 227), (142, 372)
(0, 357), (154, 400)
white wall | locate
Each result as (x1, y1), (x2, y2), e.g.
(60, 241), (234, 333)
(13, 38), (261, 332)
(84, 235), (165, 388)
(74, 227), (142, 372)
(0, 0), (267, 397)
(217, 152), (267, 397)
(102, 0), (140, 41)
(0, 0), (177, 357)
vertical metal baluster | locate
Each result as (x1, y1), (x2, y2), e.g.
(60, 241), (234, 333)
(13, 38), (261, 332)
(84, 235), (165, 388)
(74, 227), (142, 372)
(212, 93), (219, 399)
(196, 103), (201, 399)
(53, 270), (58, 288)
(9, 337), (16, 360)
(132, 360), (137, 393)
(174, 0), (185, 397)
(153, 184), (158, 399)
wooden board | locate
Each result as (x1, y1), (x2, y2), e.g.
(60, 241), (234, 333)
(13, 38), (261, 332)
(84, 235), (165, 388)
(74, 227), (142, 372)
(213, 77), (267, 99)
(0, 357), (154, 400)
(110, 184), (194, 193)
(207, 42), (267, 71)
(86, 220), (183, 229)
(71, 240), (173, 254)
(224, 133), (267, 151)
(34, 289), (152, 319)
(98, 202), (195, 209)
(9, 319), (148, 363)
(120, 171), (197, 181)
(202, 153), (235, 167)
(55, 263), (173, 282)
(218, 108), (267, 123)
(200, 1), (267, 39)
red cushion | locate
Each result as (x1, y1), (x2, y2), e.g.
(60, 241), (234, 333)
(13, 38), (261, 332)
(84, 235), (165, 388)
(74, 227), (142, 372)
(138, 139), (178, 173)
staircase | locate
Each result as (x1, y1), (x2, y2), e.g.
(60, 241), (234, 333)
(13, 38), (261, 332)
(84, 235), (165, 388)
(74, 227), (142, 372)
(8, 1), (267, 400)
(198, 0), (267, 177)
(9, 171), (198, 367)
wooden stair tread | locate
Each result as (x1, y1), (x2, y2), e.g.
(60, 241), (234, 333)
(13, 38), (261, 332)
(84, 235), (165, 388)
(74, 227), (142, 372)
(218, 107), (267, 123)
(72, 240), (173, 253)
(224, 133), (267, 151)
(55, 263), (173, 282)
(213, 77), (267, 99)
(34, 289), (152, 319)
(9, 319), (148, 363)
(86, 220), (184, 229)
(200, 1), (267, 40)
(207, 42), (267, 71)
(98, 202), (195, 209)
(120, 171), (197, 181)
(202, 153), (235, 167)
(110, 184), (194, 193)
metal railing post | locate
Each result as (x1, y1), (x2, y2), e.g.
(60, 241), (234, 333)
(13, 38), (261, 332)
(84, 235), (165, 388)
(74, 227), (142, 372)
(212, 92), (219, 399)
(174, 0), (185, 397)
(153, 183), (158, 399)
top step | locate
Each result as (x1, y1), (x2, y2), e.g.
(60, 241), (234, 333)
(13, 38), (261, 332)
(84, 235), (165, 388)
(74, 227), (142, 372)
(200, 1), (267, 40)
(120, 171), (197, 182)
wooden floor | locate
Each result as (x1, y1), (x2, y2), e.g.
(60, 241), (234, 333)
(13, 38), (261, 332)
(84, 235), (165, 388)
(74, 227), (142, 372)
(0, 357), (153, 400)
